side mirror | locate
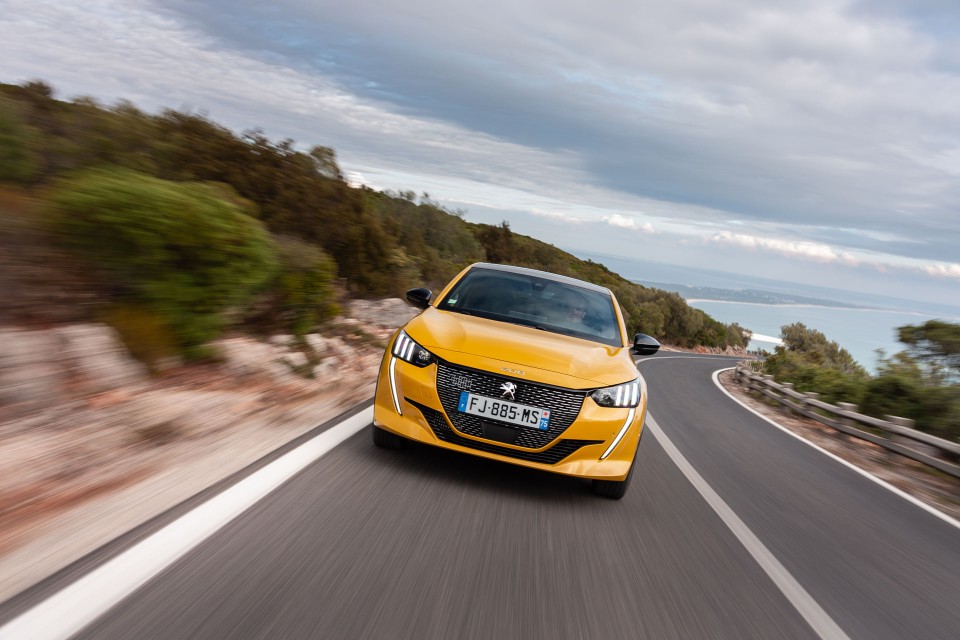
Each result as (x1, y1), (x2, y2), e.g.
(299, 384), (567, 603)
(406, 287), (432, 309)
(632, 333), (660, 356)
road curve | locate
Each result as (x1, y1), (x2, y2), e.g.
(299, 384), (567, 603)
(2, 353), (958, 639)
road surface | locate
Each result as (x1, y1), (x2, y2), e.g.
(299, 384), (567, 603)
(2, 353), (958, 639)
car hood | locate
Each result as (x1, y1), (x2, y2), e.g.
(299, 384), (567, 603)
(405, 307), (636, 388)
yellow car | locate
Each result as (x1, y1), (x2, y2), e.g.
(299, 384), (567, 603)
(372, 263), (659, 499)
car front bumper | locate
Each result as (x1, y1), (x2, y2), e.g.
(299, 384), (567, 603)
(372, 351), (646, 481)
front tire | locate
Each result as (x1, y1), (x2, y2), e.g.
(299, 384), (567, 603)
(591, 462), (634, 499)
(372, 424), (405, 450)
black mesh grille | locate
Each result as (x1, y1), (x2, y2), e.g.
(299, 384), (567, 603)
(411, 401), (601, 465)
(435, 362), (586, 449)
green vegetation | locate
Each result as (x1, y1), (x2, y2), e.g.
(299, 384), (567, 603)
(0, 95), (39, 183)
(48, 167), (275, 359)
(0, 79), (749, 358)
(761, 321), (960, 441)
(246, 235), (339, 337)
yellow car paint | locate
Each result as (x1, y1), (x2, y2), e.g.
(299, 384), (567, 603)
(372, 263), (655, 492)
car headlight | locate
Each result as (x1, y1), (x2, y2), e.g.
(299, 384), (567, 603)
(392, 330), (434, 367)
(591, 379), (640, 408)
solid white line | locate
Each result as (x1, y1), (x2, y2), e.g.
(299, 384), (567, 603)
(711, 368), (960, 531)
(646, 414), (851, 640)
(636, 354), (743, 363)
(0, 408), (373, 640)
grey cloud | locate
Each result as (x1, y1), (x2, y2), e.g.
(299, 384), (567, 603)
(158, 0), (960, 260)
(7, 0), (959, 280)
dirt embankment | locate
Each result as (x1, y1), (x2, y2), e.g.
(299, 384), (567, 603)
(0, 299), (415, 601)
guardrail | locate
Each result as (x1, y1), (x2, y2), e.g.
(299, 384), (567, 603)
(734, 365), (960, 480)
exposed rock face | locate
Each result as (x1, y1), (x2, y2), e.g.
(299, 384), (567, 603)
(0, 324), (149, 413)
(216, 338), (291, 382)
(346, 298), (418, 328)
(56, 324), (151, 394)
(0, 327), (63, 410)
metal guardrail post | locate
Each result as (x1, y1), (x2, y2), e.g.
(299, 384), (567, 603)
(886, 415), (941, 460)
(800, 391), (819, 417)
(835, 402), (858, 444)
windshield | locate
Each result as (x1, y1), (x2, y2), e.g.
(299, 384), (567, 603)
(437, 268), (623, 347)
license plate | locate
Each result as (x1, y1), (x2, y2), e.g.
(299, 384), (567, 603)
(457, 391), (551, 431)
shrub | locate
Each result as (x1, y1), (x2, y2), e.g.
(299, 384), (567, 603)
(271, 235), (338, 336)
(49, 167), (276, 357)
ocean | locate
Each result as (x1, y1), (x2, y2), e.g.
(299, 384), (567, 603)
(688, 300), (957, 372)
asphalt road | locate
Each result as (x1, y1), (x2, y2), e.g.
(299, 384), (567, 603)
(3, 353), (959, 639)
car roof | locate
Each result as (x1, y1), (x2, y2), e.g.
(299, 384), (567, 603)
(466, 262), (612, 294)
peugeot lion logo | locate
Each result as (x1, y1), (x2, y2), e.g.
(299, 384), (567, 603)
(500, 382), (517, 401)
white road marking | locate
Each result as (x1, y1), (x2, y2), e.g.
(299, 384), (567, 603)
(0, 408), (373, 640)
(711, 368), (960, 531)
(646, 414), (852, 640)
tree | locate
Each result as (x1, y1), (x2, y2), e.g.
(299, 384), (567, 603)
(0, 97), (39, 183)
(897, 320), (960, 380)
(475, 221), (515, 263)
(777, 322), (866, 376)
(309, 145), (342, 179)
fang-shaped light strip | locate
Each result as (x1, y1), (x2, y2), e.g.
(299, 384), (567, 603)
(600, 407), (636, 460)
(388, 356), (402, 414)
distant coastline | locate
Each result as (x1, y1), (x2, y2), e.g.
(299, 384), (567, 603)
(683, 298), (942, 320)
(637, 280), (871, 310)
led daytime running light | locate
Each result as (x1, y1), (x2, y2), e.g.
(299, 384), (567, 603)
(591, 379), (641, 408)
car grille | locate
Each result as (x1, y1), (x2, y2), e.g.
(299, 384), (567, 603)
(435, 361), (587, 449)
(410, 401), (601, 465)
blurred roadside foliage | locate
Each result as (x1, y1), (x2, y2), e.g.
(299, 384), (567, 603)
(0, 79), (748, 355)
(48, 167), (275, 359)
(244, 235), (338, 337)
(762, 322), (960, 441)
(0, 95), (40, 183)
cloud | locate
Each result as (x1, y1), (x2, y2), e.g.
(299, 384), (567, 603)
(344, 171), (369, 188)
(923, 263), (960, 279)
(530, 209), (587, 224)
(708, 229), (960, 284)
(602, 214), (655, 233)
(709, 231), (861, 265)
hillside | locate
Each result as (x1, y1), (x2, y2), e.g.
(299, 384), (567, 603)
(0, 80), (748, 353)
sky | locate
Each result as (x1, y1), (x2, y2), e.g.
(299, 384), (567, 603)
(2, 0), (959, 306)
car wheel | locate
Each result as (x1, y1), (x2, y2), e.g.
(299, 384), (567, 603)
(372, 424), (405, 450)
(591, 462), (634, 499)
